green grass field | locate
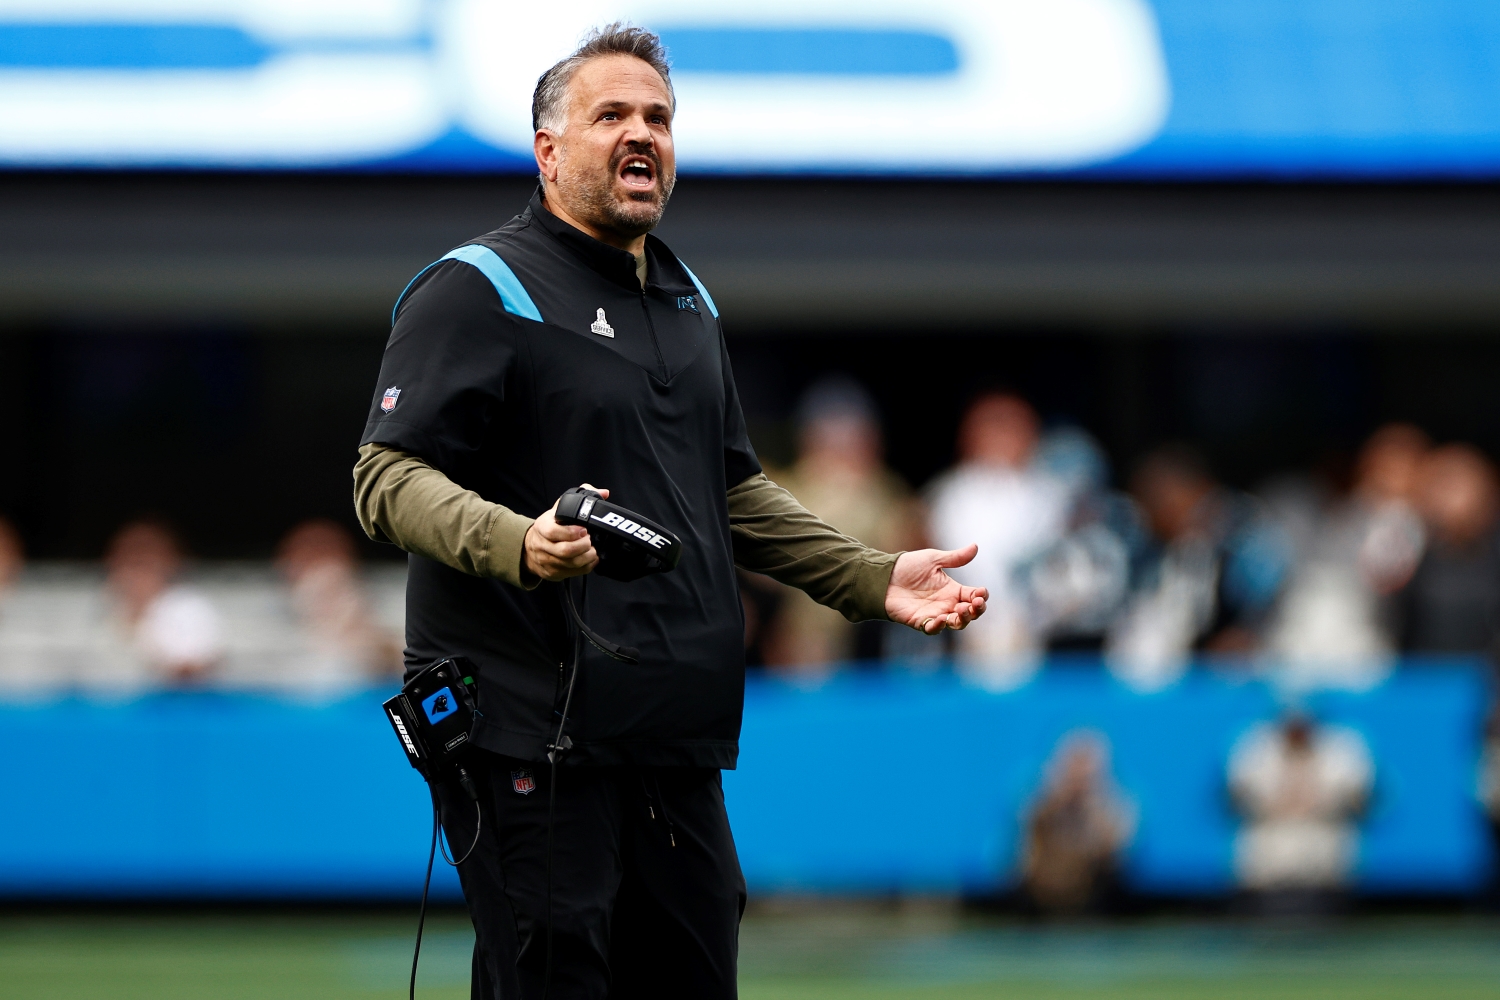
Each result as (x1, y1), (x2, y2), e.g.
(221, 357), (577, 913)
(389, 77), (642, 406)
(2, 905), (1497, 999)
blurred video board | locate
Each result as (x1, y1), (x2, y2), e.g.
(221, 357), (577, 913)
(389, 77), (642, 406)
(1, 1), (1498, 177)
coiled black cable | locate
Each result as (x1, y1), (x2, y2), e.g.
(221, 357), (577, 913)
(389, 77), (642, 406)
(409, 779), (481, 1000)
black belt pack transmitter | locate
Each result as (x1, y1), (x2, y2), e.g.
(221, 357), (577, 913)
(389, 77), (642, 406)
(554, 487), (683, 581)
(384, 657), (483, 1000)
(384, 657), (478, 780)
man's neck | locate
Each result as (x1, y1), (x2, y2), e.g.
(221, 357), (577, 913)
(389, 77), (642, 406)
(540, 191), (647, 256)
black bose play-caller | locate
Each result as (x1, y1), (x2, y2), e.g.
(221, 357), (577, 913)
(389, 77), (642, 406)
(553, 487), (683, 582)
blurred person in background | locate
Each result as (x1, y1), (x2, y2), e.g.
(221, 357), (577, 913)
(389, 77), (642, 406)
(0, 517), (34, 691)
(1265, 424), (1430, 690)
(927, 393), (1069, 688)
(1019, 428), (1144, 653)
(1228, 711), (1373, 913)
(104, 520), (224, 685)
(275, 519), (403, 687)
(1479, 706), (1500, 907)
(1020, 730), (1135, 915)
(1106, 445), (1291, 691)
(0, 516), (22, 602)
(1397, 443), (1500, 662)
(764, 377), (920, 673)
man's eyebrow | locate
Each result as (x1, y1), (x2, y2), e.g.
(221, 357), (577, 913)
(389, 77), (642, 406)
(590, 99), (672, 116)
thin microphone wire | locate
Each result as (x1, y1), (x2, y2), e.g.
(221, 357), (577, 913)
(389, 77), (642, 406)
(411, 777), (482, 1000)
(543, 576), (585, 1000)
(563, 579), (638, 663)
(410, 798), (438, 1000)
(438, 794), (483, 867)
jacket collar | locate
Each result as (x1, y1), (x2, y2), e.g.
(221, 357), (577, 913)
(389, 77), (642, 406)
(526, 189), (696, 296)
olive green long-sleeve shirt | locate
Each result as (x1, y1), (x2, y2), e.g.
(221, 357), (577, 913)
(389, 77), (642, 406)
(353, 442), (897, 622)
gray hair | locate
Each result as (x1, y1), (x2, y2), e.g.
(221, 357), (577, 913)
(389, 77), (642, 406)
(532, 23), (675, 134)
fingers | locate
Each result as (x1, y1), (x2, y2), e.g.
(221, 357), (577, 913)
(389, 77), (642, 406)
(943, 604), (975, 631)
(541, 531), (593, 559)
(533, 497), (587, 544)
(535, 517), (588, 544)
(580, 482), (610, 500)
(912, 593), (987, 634)
(528, 535), (599, 581)
(525, 496), (600, 582)
(933, 543), (979, 569)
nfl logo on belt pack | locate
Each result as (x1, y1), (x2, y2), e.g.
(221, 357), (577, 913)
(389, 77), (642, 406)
(511, 769), (536, 795)
(381, 387), (401, 412)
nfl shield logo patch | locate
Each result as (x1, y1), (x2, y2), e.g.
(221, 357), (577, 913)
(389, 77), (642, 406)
(511, 769), (536, 795)
(381, 387), (401, 412)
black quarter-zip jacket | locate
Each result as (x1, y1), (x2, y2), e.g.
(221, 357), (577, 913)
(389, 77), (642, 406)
(361, 191), (761, 769)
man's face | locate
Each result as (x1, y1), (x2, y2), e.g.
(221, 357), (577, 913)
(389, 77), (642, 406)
(960, 396), (1038, 469)
(537, 54), (676, 241)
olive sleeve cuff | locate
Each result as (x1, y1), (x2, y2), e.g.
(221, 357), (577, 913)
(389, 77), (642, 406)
(725, 472), (899, 623)
(353, 442), (540, 590)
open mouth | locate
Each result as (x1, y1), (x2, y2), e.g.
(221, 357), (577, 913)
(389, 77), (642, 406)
(619, 156), (656, 190)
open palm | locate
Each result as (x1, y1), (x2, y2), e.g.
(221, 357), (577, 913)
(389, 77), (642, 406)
(885, 544), (988, 634)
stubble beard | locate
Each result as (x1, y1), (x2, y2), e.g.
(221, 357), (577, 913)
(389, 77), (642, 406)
(559, 147), (676, 240)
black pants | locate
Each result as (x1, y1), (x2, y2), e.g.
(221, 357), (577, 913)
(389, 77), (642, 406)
(433, 752), (747, 999)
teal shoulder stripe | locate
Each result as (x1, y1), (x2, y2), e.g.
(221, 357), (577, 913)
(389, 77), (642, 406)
(678, 262), (719, 319)
(442, 244), (544, 323)
(391, 244), (544, 326)
(390, 260), (441, 326)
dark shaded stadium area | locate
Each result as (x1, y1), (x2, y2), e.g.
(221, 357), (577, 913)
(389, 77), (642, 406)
(2, 172), (1499, 558)
(4, 325), (1500, 560)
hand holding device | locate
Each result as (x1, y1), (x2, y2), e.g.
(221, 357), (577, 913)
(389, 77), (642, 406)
(524, 484), (609, 582)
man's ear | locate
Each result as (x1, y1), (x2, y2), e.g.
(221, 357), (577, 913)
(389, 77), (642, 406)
(534, 129), (562, 184)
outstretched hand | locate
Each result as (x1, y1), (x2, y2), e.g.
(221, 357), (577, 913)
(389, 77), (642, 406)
(885, 544), (988, 634)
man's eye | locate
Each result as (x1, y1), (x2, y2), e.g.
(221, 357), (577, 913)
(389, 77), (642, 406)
(601, 113), (619, 121)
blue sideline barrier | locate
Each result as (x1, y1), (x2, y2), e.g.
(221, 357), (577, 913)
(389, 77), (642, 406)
(0, 663), (1491, 899)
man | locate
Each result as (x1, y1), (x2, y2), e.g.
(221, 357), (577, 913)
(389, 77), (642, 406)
(763, 377), (920, 672)
(1228, 712), (1373, 913)
(354, 25), (986, 999)
(925, 392), (1068, 688)
(1105, 445), (1289, 690)
(1399, 443), (1500, 659)
(1021, 731), (1134, 915)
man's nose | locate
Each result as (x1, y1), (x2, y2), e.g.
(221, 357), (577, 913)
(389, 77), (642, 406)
(622, 114), (653, 146)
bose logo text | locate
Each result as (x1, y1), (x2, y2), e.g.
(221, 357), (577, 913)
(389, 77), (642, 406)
(592, 511), (670, 549)
(390, 710), (419, 757)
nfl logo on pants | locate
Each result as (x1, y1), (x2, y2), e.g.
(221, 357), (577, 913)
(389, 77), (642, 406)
(511, 769), (536, 795)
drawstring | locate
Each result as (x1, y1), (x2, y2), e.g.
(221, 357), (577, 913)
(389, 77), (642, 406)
(639, 771), (677, 848)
